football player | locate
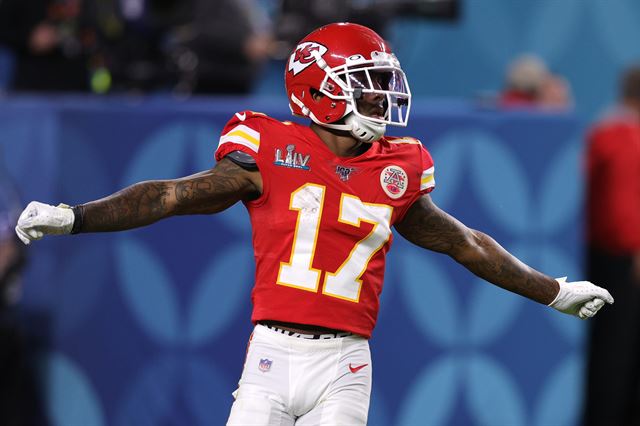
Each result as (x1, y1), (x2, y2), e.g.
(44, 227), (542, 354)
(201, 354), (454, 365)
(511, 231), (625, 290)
(14, 23), (613, 425)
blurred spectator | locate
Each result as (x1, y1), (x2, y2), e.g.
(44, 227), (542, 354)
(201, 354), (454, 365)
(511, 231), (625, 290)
(0, 0), (274, 95)
(0, 0), (95, 92)
(500, 54), (572, 109)
(272, 0), (392, 61)
(538, 74), (572, 109)
(583, 66), (640, 425)
(0, 151), (32, 425)
(159, 0), (275, 95)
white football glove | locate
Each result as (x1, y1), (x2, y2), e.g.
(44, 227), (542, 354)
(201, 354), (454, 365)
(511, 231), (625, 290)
(15, 201), (75, 245)
(549, 277), (614, 319)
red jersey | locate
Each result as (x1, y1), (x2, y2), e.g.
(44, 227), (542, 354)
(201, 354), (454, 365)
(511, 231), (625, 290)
(586, 108), (640, 254)
(214, 111), (435, 338)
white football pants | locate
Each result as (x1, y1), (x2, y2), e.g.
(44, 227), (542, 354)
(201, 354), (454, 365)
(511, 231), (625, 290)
(227, 324), (372, 425)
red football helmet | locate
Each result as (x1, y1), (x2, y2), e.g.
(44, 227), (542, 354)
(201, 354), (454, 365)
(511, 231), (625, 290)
(284, 22), (411, 143)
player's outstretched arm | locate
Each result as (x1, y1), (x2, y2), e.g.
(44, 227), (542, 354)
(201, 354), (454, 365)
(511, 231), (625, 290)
(15, 158), (261, 243)
(394, 194), (613, 318)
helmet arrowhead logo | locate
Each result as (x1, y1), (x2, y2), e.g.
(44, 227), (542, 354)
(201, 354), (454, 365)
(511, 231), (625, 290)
(295, 45), (319, 64)
(288, 42), (327, 75)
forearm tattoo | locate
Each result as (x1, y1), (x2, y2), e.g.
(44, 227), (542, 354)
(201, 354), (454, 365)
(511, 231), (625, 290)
(77, 159), (258, 233)
(461, 232), (558, 304)
(80, 182), (172, 232)
(396, 197), (469, 254)
(396, 196), (558, 304)
(173, 159), (259, 214)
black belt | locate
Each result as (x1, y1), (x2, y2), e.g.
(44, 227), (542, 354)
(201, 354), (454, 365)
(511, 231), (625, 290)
(260, 321), (352, 340)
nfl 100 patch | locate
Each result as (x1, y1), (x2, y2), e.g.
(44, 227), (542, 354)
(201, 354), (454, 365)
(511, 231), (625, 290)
(335, 165), (355, 181)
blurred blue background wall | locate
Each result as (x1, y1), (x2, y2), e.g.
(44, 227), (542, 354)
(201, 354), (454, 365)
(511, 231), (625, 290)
(0, 97), (583, 425)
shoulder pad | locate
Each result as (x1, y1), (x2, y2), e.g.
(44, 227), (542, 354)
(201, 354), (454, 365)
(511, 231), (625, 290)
(226, 150), (258, 171)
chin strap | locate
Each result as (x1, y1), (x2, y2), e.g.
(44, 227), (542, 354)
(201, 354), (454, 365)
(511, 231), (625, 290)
(344, 114), (386, 143)
(290, 94), (386, 143)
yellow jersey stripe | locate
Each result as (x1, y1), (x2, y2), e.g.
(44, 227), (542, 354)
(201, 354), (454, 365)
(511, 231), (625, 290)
(226, 130), (260, 147)
(420, 166), (435, 190)
(421, 175), (434, 185)
(218, 124), (261, 153)
(218, 136), (259, 153)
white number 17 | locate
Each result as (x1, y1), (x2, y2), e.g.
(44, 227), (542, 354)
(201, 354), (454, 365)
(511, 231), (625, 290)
(276, 183), (393, 302)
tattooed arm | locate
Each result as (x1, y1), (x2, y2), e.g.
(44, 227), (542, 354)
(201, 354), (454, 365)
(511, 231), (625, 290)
(75, 158), (261, 233)
(394, 194), (559, 305)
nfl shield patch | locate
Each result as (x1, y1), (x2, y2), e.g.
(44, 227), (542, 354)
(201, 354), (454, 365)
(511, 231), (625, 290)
(258, 358), (272, 373)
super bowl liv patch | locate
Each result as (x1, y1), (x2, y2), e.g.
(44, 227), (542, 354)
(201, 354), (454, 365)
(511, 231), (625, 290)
(274, 144), (311, 170)
(380, 165), (408, 199)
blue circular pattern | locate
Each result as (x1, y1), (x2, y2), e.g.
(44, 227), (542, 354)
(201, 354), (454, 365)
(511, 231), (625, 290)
(186, 242), (253, 344)
(115, 236), (181, 344)
(115, 355), (181, 426)
(534, 353), (584, 426)
(545, 306), (586, 347)
(539, 140), (583, 234)
(212, 201), (253, 238)
(57, 242), (109, 337)
(22, 247), (57, 308)
(398, 251), (461, 346)
(193, 123), (222, 172)
(509, 242), (585, 343)
(470, 131), (532, 235)
(397, 356), (460, 426)
(39, 352), (105, 426)
(466, 354), (526, 426)
(429, 131), (467, 210)
(539, 244), (581, 285)
(368, 385), (391, 426)
(467, 278), (523, 345)
(185, 357), (235, 425)
(121, 123), (189, 187)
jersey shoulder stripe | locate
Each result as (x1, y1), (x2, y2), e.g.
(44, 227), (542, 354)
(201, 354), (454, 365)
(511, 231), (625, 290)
(218, 124), (260, 153)
(420, 166), (435, 192)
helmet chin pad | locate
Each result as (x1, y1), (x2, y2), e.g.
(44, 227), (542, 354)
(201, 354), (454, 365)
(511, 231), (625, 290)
(345, 113), (386, 143)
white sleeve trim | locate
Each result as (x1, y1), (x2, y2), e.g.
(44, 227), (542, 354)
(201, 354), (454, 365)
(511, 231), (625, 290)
(420, 166), (435, 191)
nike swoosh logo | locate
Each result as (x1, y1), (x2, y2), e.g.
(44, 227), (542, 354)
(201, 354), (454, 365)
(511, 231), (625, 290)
(235, 112), (247, 121)
(349, 363), (369, 373)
